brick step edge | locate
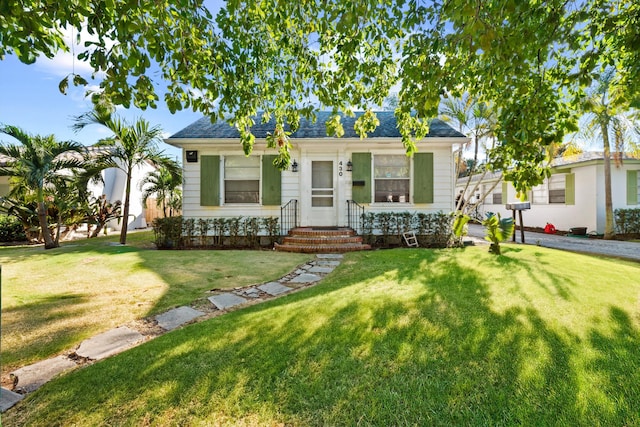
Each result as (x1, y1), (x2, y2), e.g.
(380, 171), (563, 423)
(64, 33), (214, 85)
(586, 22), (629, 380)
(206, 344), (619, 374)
(289, 228), (355, 237)
(283, 236), (364, 245)
(274, 243), (371, 253)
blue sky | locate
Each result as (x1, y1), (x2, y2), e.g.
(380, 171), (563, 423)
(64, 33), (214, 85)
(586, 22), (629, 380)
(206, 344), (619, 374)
(0, 53), (204, 161)
(1, 1), (227, 161)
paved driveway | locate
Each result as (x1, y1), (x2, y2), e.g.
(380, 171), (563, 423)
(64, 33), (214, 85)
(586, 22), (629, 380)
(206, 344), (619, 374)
(466, 224), (640, 262)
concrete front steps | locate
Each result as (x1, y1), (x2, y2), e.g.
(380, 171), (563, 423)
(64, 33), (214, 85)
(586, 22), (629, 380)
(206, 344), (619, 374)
(275, 227), (371, 253)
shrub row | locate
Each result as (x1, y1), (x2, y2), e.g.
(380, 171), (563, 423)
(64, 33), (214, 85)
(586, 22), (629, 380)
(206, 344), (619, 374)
(0, 215), (27, 242)
(614, 208), (640, 234)
(152, 216), (280, 249)
(153, 212), (453, 250)
(361, 211), (452, 248)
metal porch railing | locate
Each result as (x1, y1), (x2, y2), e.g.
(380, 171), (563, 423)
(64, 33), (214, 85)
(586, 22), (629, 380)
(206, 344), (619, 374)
(280, 199), (298, 236)
(346, 199), (365, 235)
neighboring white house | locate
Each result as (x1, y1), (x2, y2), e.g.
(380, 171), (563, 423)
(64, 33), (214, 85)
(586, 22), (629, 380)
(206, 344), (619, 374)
(0, 149), (156, 232)
(166, 111), (468, 232)
(457, 152), (640, 234)
(85, 156), (158, 231)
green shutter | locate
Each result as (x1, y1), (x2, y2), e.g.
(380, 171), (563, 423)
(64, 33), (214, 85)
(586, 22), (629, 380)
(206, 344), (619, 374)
(628, 170), (638, 205)
(501, 181), (508, 204)
(200, 155), (220, 206)
(352, 152), (371, 203)
(414, 152), (434, 203)
(565, 173), (575, 205)
(262, 155), (281, 205)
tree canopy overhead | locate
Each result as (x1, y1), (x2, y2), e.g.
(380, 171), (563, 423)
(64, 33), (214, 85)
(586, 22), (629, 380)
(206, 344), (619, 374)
(3, 0), (639, 193)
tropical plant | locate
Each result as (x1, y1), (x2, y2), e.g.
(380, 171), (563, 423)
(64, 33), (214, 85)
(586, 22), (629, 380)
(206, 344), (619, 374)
(482, 213), (515, 255)
(139, 161), (182, 218)
(73, 111), (179, 244)
(0, 213), (27, 242)
(85, 194), (122, 238)
(439, 94), (501, 217)
(579, 68), (635, 239)
(0, 125), (86, 248)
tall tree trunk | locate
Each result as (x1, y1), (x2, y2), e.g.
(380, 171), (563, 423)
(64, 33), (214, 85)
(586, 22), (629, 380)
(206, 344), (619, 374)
(38, 200), (57, 249)
(119, 167), (133, 245)
(601, 121), (615, 239)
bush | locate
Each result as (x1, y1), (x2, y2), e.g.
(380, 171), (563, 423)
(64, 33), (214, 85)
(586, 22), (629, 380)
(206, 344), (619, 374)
(361, 211), (452, 248)
(0, 215), (27, 242)
(152, 216), (183, 249)
(152, 216), (279, 249)
(614, 208), (640, 235)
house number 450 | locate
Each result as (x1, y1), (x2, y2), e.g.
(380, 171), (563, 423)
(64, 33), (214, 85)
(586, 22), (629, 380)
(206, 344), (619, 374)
(338, 161), (344, 177)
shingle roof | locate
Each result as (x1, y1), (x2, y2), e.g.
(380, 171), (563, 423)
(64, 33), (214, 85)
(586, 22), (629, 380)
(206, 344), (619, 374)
(168, 111), (466, 140)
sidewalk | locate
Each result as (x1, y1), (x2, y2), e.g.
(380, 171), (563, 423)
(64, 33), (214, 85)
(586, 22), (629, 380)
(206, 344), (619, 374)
(467, 224), (640, 262)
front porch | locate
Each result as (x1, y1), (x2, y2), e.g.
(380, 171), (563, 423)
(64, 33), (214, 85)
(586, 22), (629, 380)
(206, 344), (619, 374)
(274, 227), (371, 253)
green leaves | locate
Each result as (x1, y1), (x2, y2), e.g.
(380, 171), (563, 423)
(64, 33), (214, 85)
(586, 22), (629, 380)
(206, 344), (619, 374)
(6, 0), (640, 191)
(482, 213), (515, 255)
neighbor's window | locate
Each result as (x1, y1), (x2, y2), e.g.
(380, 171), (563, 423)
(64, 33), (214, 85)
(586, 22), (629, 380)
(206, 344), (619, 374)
(548, 174), (566, 204)
(224, 156), (259, 203)
(374, 155), (410, 202)
(531, 181), (548, 204)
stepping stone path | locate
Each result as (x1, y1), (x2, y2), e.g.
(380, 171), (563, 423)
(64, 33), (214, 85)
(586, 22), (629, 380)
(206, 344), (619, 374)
(10, 356), (77, 394)
(155, 306), (205, 331)
(0, 389), (23, 412)
(1, 254), (342, 412)
(258, 282), (293, 296)
(75, 326), (145, 361)
(208, 293), (248, 310)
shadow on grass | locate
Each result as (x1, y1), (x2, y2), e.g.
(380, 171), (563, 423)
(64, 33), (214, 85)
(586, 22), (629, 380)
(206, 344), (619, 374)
(8, 248), (640, 426)
(1, 294), (90, 369)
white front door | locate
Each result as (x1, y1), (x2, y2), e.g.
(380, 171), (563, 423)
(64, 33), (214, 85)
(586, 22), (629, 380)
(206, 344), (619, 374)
(309, 159), (337, 226)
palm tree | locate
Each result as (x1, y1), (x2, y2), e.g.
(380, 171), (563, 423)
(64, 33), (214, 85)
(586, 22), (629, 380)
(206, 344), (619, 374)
(440, 93), (498, 211)
(139, 161), (182, 218)
(581, 68), (637, 239)
(73, 111), (178, 244)
(0, 125), (86, 248)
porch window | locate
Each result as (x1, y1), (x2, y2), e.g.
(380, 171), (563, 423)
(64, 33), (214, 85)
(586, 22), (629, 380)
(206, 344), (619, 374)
(224, 156), (260, 203)
(374, 155), (410, 202)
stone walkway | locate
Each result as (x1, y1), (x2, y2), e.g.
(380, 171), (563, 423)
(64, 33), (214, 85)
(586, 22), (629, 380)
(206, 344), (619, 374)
(0, 254), (343, 413)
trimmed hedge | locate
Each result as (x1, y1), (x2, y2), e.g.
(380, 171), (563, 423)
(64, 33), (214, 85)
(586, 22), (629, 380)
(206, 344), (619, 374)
(153, 212), (453, 250)
(614, 208), (640, 235)
(0, 215), (27, 242)
(152, 216), (280, 249)
(361, 211), (453, 248)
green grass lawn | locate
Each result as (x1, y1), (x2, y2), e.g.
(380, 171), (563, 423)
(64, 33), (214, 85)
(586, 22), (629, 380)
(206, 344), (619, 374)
(4, 244), (640, 426)
(0, 231), (313, 376)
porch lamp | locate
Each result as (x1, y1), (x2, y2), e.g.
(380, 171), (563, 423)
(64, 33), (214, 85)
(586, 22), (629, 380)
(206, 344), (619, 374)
(291, 160), (298, 172)
(346, 160), (353, 172)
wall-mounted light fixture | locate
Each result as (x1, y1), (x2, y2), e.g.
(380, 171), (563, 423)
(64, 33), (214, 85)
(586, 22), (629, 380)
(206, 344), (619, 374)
(346, 160), (353, 172)
(291, 160), (298, 172)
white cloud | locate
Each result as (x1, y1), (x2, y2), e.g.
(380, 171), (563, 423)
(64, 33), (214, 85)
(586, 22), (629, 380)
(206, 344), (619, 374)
(34, 24), (109, 79)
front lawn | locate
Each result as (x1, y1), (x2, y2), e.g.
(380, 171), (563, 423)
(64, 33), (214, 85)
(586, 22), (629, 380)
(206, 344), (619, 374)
(5, 245), (640, 426)
(0, 231), (312, 376)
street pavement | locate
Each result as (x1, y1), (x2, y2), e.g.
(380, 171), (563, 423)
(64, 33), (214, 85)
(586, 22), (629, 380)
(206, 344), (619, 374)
(467, 224), (640, 262)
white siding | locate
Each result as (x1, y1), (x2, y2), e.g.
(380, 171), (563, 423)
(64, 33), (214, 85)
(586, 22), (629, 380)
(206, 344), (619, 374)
(174, 139), (457, 227)
(462, 160), (640, 234)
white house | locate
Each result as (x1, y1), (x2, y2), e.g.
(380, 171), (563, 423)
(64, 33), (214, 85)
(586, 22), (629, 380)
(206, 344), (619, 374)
(457, 152), (640, 234)
(85, 157), (158, 231)
(166, 111), (468, 233)
(0, 149), (156, 232)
